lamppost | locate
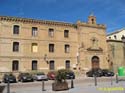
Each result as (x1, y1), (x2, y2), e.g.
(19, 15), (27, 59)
(76, 47), (81, 69)
(121, 36), (125, 66)
(7, 77), (10, 93)
(44, 54), (48, 64)
(76, 52), (80, 65)
(41, 54), (49, 91)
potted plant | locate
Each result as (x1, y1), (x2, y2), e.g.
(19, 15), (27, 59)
(52, 69), (69, 91)
(0, 85), (5, 93)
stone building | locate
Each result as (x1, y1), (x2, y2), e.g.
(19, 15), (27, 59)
(107, 28), (125, 72)
(0, 15), (109, 74)
(107, 28), (125, 40)
(107, 40), (124, 73)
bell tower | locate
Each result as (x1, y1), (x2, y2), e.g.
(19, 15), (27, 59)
(88, 13), (96, 24)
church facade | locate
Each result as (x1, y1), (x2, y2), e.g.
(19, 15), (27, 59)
(0, 15), (109, 74)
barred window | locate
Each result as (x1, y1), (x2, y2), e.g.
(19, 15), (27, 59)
(48, 28), (54, 37)
(32, 60), (37, 70)
(13, 42), (19, 52)
(49, 60), (55, 70)
(49, 44), (54, 52)
(13, 25), (19, 34)
(64, 30), (69, 38)
(12, 60), (19, 71)
(65, 44), (70, 53)
(32, 27), (38, 37)
(65, 60), (70, 69)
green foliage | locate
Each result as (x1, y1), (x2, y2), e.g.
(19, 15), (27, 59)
(56, 69), (67, 83)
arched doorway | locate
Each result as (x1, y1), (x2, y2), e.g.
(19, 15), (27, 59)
(91, 56), (100, 69)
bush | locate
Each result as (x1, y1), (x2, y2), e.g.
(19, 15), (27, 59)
(52, 69), (69, 91)
(56, 69), (67, 83)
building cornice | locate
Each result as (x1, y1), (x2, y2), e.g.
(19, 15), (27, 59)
(0, 16), (106, 29)
(0, 16), (74, 27)
(107, 39), (123, 43)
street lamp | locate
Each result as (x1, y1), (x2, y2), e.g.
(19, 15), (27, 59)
(76, 52), (80, 64)
(41, 54), (49, 91)
(76, 48), (80, 71)
(7, 77), (10, 93)
(44, 54), (49, 64)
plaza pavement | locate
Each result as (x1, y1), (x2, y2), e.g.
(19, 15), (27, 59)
(2, 76), (125, 93)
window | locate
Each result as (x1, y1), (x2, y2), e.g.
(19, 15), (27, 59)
(65, 60), (70, 69)
(32, 43), (38, 53)
(49, 44), (54, 52)
(64, 30), (69, 38)
(109, 37), (111, 39)
(32, 60), (37, 70)
(32, 27), (38, 37)
(12, 60), (19, 71)
(13, 42), (19, 52)
(65, 44), (70, 53)
(114, 35), (117, 39)
(48, 28), (54, 37)
(49, 60), (55, 70)
(13, 25), (19, 34)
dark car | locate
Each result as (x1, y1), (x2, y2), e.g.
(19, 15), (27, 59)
(2, 73), (17, 83)
(86, 68), (103, 77)
(102, 69), (114, 77)
(47, 71), (56, 80)
(66, 71), (75, 79)
(18, 73), (34, 82)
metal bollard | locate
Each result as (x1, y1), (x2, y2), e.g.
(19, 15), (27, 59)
(94, 75), (97, 86)
(42, 80), (46, 91)
(71, 77), (74, 88)
(116, 74), (118, 83)
(7, 79), (10, 93)
(111, 76), (113, 85)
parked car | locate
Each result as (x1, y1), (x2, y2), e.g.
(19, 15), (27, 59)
(2, 73), (17, 83)
(47, 71), (56, 80)
(102, 69), (114, 77)
(66, 71), (75, 79)
(33, 72), (48, 81)
(86, 68), (103, 77)
(18, 73), (34, 82)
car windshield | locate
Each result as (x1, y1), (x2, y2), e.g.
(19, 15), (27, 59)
(103, 69), (109, 72)
(5, 74), (13, 76)
(5, 74), (15, 78)
(22, 73), (30, 76)
(67, 72), (74, 75)
(37, 73), (45, 75)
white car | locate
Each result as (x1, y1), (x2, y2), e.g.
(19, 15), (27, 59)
(33, 72), (48, 81)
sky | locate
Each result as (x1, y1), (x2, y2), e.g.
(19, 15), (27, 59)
(0, 0), (125, 33)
